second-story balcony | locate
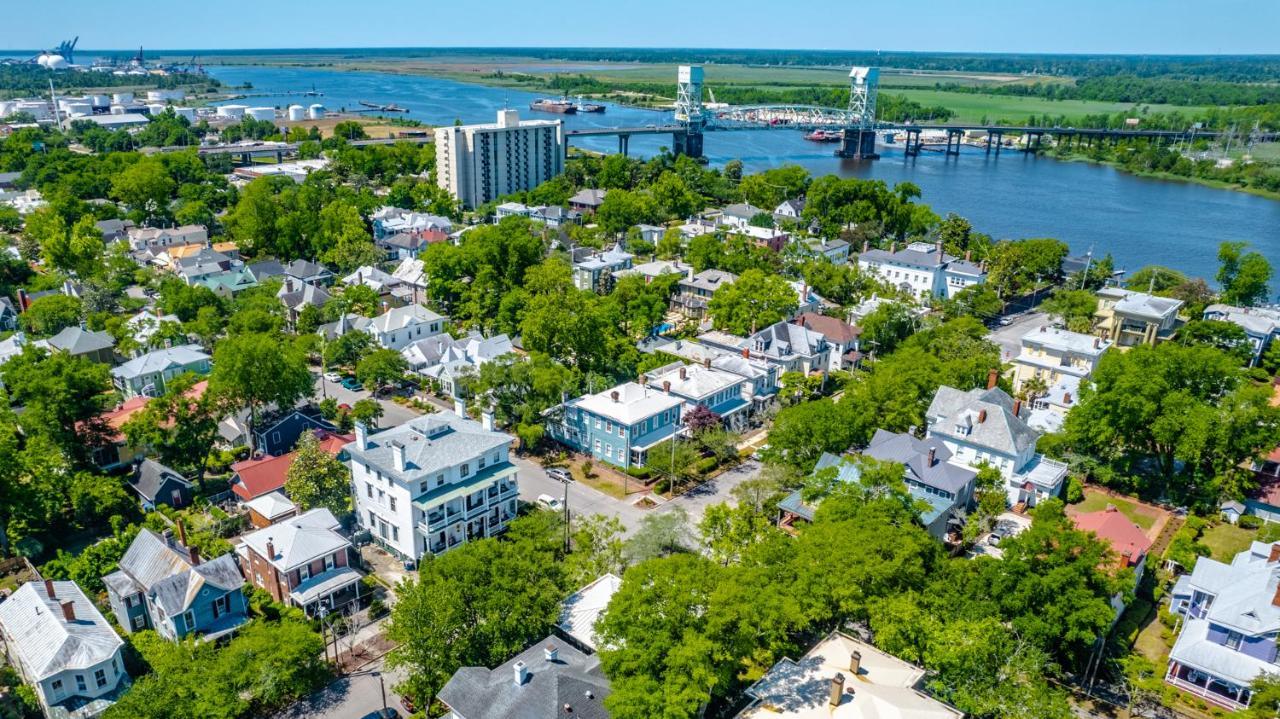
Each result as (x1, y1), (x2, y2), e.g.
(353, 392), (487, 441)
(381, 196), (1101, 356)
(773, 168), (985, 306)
(413, 462), (519, 530)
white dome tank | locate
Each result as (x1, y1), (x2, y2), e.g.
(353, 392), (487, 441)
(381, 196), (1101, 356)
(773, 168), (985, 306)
(216, 104), (247, 119)
(246, 107), (276, 122)
(308, 104), (325, 119)
(287, 105), (306, 122)
(90, 95), (110, 108)
(64, 102), (92, 117)
(112, 92), (134, 105)
(174, 107), (197, 121)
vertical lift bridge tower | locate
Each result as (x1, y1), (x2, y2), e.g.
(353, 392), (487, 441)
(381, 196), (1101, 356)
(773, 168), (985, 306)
(837, 66), (880, 159)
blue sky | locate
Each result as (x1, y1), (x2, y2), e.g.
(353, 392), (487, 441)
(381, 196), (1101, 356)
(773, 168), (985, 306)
(3, 0), (1278, 54)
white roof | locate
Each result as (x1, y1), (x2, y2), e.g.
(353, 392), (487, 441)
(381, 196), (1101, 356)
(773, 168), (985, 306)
(557, 573), (622, 650)
(111, 344), (209, 380)
(0, 581), (123, 681)
(391, 257), (426, 287)
(1019, 325), (1110, 356)
(1098, 287), (1184, 320)
(646, 362), (743, 401)
(342, 266), (400, 292)
(243, 491), (297, 521)
(369, 304), (443, 334)
(573, 382), (683, 425)
(239, 508), (348, 572)
(741, 631), (962, 719)
(1171, 617), (1277, 688)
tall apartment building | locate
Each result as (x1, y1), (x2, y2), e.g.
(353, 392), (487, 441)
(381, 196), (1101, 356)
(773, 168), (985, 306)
(435, 109), (565, 209)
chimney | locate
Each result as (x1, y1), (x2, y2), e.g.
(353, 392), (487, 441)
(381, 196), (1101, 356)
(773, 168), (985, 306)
(266, 539), (276, 561)
(703, 357), (711, 369)
(1013, 399), (1022, 416)
(189, 546), (201, 566)
(482, 409), (495, 432)
(850, 650), (862, 675)
(741, 347), (750, 359)
(60, 600), (75, 622)
(176, 518), (188, 547)
(1094, 337), (1101, 349)
(355, 421), (368, 450)
(1273, 583), (1280, 608)
(678, 367), (687, 380)
(935, 241), (943, 261)
(1040, 325), (1047, 333)
(829, 673), (846, 707)
(453, 398), (466, 416)
(862, 240), (869, 253)
(965, 250), (971, 261)
(1270, 544), (1280, 564)
(44, 579), (55, 598)
(610, 390), (620, 403)
(662, 380), (671, 394)
(927, 447), (936, 466)
(978, 409), (987, 423)
(639, 374), (648, 386)
(889, 242), (897, 254)
(514, 660), (529, 686)
(545, 644), (559, 662)
(392, 441), (406, 472)
(986, 368), (998, 390)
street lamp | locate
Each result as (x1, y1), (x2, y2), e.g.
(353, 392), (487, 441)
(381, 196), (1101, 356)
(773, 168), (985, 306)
(552, 472), (573, 553)
(372, 671), (387, 713)
(316, 603), (331, 665)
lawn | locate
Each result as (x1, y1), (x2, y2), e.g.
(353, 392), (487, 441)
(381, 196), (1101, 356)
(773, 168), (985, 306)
(1200, 522), (1256, 562)
(892, 88), (1209, 125)
(1072, 488), (1159, 530)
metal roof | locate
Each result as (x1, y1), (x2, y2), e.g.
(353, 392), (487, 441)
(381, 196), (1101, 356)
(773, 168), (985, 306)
(0, 581), (123, 682)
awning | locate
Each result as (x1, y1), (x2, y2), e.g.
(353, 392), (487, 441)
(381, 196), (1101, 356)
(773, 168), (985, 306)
(412, 463), (518, 511)
(289, 567), (362, 606)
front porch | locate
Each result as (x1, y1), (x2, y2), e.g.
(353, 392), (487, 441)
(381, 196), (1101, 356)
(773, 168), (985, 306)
(291, 566), (363, 617)
(1165, 661), (1252, 711)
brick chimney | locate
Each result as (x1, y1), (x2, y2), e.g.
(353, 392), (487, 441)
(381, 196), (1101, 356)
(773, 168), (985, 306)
(678, 367), (687, 380)
(662, 380), (671, 394)
(862, 240), (869, 253)
(176, 519), (188, 547)
(703, 357), (711, 369)
(965, 250), (971, 261)
(189, 546), (201, 566)
(889, 242), (897, 254)
(978, 409), (987, 423)
(44, 579), (55, 598)
(1063, 391), (1072, 405)
(266, 539), (276, 561)
(60, 600), (75, 622)
(610, 390), (620, 402)
(1094, 337), (1101, 349)
(829, 673), (846, 707)
(741, 347), (750, 359)
(987, 368), (998, 390)
(927, 447), (936, 466)
(1013, 399), (1022, 416)
(1273, 583), (1280, 608)
(1270, 543), (1280, 563)
(850, 651), (862, 675)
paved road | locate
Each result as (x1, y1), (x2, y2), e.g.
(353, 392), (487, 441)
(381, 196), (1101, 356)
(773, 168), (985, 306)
(274, 658), (407, 719)
(986, 311), (1048, 362)
(313, 374), (423, 429)
(666, 459), (763, 520)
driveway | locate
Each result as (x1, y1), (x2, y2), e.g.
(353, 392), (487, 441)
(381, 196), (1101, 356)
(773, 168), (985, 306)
(664, 459), (763, 524)
(274, 658), (407, 719)
(986, 311), (1048, 362)
(514, 455), (646, 533)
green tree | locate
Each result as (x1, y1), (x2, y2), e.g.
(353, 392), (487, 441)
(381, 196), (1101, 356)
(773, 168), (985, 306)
(349, 397), (384, 428)
(284, 430), (352, 516)
(19, 294), (82, 336)
(1040, 288), (1098, 333)
(1218, 240), (1273, 306)
(121, 374), (227, 488)
(595, 189), (658, 236)
(1, 346), (112, 464)
(706, 268), (795, 335)
(110, 157), (176, 221)
(318, 200), (380, 272)
(210, 332), (314, 451)
(355, 348), (408, 393)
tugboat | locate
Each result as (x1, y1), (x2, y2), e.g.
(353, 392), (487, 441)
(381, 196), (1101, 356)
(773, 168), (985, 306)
(804, 129), (843, 142)
(530, 98), (577, 114)
(574, 95), (606, 113)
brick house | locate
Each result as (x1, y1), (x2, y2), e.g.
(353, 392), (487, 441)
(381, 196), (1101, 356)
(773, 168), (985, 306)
(235, 508), (362, 616)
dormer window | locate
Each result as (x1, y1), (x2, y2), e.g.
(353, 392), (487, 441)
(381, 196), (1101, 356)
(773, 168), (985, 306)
(1226, 631), (1243, 650)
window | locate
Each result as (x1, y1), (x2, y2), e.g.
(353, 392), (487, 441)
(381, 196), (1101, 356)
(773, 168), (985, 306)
(365, 483), (373, 498)
(132, 614), (146, 630)
(76, 675), (87, 692)
(112, 658), (120, 675)
(420, 481), (429, 495)
(367, 510), (376, 528)
(182, 610), (195, 630)
(95, 668), (107, 688)
(51, 679), (63, 699)
(605, 421), (613, 433)
(461, 463), (470, 477)
(392, 526), (400, 542)
(389, 496), (397, 512)
(1226, 631), (1244, 650)
(436, 474), (445, 488)
(212, 593), (231, 619)
(478, 456), (487, 470)
(325, 554), (336, 571)
(299, 565), (311, 582)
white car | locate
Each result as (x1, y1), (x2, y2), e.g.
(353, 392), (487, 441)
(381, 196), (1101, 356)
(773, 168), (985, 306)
(323, 371), (342, 383)
(536, 494), (563, 512)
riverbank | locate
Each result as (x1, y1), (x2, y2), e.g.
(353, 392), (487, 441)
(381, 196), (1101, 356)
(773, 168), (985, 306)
(1047, 149), (1280, 202)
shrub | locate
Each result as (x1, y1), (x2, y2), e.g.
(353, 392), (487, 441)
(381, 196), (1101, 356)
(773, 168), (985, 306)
(693, 457), (718, 475)
(654, 479), (671, 494)
(1065, 476), (1085, 503)
(368, 598), (389, 620)
(1238, 514), (1263, 529)
(582, 460), (595, 479)
(625, 466), (652, 480)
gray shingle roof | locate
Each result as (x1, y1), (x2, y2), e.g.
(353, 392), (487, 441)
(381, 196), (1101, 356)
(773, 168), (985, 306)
(926, 386), (1039, 457)
(130, 459), (191, 502)
(437, 635), (610, 719)
(109, 528), (244, 615)
(45, 326), (114, 355)
(865, 429), (976, 495)
(344, 411), (512, 482)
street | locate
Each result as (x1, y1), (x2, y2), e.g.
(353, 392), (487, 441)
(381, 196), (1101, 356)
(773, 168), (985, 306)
(313, 373), (427, 429)
(986, 311), (1048, 362)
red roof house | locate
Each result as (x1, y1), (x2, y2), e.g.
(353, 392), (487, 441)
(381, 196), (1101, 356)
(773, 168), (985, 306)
(1071, 505), (1153, 569)
(230, 429), (353, 502)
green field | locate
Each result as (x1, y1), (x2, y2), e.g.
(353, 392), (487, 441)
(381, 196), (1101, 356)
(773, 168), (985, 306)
(892, 87), (1209, 125)
(1200, 522), (1256, 561)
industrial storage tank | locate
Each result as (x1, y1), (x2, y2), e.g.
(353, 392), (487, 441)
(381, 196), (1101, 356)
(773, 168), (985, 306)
(110, 105), (126, 115)
(287, 105), (306, 122)
(216, 104), (247, 120)
(37, 54), (68, 70)
(246, 107), (275, 122)
(174, 107), (197, 122)
(308, 104), (325, 120)
(112, 92), (134, 105)
(64, 102), (93, 117)
(0, 101), (15, 118)
(146, 103), (167, 116)
(90, 95), (110, 108)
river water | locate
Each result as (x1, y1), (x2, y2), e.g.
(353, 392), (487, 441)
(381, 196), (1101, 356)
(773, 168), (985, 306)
(207, 65), (1280, 281)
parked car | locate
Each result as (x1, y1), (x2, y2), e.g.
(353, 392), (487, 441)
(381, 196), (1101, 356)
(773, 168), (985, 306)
(323, 371), (342, 383)
(340, 377), (364, 391)
(546, 467), (571, 483)
(987, 528), (1006, 545)
(536, 494), (563, 512)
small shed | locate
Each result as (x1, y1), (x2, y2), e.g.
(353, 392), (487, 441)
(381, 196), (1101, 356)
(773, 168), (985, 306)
(243, 491), (299, 529)
(130, 459), (193, 510)
(1221, 499), (1247, 525)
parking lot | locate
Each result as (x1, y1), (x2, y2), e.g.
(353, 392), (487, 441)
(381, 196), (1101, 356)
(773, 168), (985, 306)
(312, 373), (424, 429)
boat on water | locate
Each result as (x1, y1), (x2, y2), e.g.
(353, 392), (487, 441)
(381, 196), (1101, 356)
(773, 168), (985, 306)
(358, 100), (409, 113)
(804, 129), (843, 142)
(574, 95), (605, 113)
(530, 98), (577, 114)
